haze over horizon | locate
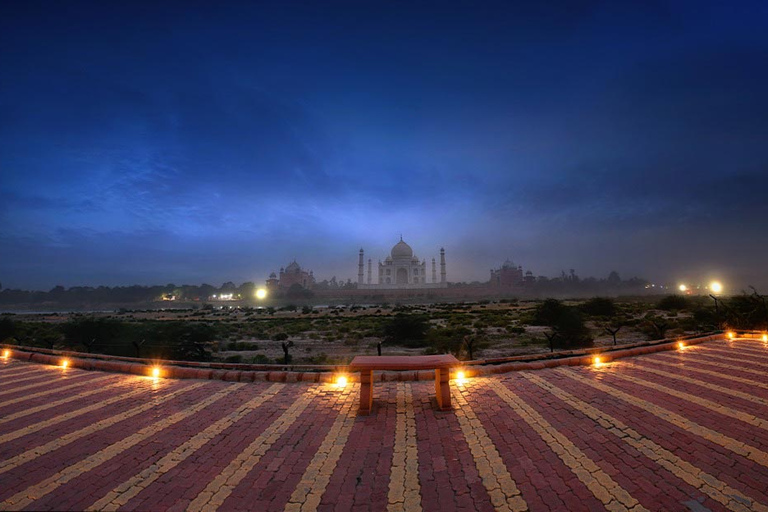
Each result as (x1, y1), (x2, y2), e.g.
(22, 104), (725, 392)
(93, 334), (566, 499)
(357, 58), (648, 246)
(2, 1), (767, 292)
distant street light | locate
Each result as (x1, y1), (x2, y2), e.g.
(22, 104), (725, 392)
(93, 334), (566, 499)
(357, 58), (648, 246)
(255, 288), (267, 300)
(679, 284), (687, 293)
(710, 281), (723, 294)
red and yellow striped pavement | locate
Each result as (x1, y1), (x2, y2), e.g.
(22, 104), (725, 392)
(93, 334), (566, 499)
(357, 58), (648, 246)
(2, 338), (768, 511)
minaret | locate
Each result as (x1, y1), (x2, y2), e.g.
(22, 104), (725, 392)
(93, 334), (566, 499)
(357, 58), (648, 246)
(367, 259), (372, 284)
(432, 258), (437, 283)
(440, 248), (446, 284)
(358, 248), (364, 285)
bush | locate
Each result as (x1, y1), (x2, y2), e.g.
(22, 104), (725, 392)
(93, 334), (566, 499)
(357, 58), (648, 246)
(657, 295), (689, 311)
(640, 313), (671, 340)
(724, 293), (768, 330)
(62, 318), (122, 353)
(382, 314), (430, 348)
(580, 297), (617, 317)
(425, 326), (471, 355)
(227, 341), (257, 351)
(0, 317), (16, 343)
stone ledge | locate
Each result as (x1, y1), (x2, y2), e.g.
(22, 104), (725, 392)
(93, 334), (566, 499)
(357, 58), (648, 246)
(1, 331), (752, 383)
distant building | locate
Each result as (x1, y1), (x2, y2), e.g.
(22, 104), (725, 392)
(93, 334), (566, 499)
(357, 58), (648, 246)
(266, 273), (280, 291)
(267, 260), (315, 291)
(489, 259), (524, 287)
(210, 292), (238, 301)
(358, 237), (447, 289)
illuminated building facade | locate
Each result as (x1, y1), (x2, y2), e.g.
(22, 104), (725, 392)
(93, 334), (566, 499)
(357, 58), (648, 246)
(358, 238), (447, 289)
(267, 260), (315, 290)
(489, 259), (524, 287)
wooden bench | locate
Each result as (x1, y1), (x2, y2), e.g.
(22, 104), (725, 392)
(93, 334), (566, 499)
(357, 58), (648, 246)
(348, 355), (461, 414)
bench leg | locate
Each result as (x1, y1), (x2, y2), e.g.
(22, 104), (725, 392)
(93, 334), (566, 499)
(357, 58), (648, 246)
(435, 368), (452, 411)
(359, 370), (374, 415)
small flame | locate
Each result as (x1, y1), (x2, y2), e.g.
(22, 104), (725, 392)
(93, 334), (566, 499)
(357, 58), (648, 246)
(335, 375), (348, 388)
(61, 359), (69, 369)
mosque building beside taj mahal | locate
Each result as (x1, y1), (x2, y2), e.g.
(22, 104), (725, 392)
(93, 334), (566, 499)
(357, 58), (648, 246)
(357, 237), (447, 289)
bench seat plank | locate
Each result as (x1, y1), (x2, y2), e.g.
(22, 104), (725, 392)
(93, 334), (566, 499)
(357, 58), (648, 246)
(349, 354), (459, 371)
(349, 355), (460, 414)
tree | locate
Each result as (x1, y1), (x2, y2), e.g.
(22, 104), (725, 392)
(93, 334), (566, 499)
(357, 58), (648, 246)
(281, 340), (294, 364)
(602, 322), (623, 345)
(532, 299), (567, 326)
(543, 330), (558, 353)
(533, 299), (592, 349)
(462, 334), (488, 360)
(607, 271), (621, 286)
(132, 338), (146, 358)
(238, 281), (256, 297)
(550, 308), (593, 349)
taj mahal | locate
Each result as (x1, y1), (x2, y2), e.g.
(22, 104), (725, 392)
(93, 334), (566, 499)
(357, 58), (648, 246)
(357, 237), (447, 289)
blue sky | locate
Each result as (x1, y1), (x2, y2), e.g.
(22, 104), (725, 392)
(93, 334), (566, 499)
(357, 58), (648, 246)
(1, 1), (767, 291)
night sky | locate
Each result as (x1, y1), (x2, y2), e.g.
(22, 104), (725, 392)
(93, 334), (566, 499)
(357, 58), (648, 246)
(2, 1), (767, 292)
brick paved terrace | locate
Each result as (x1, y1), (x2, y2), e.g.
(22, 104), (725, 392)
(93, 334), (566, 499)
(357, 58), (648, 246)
(1, 336), (767, 511)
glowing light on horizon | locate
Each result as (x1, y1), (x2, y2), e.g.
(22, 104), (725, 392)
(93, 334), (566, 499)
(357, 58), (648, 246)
(256, 288), (267, 300)
(679, 284), (687, 292)
(710, 281), (723, 294)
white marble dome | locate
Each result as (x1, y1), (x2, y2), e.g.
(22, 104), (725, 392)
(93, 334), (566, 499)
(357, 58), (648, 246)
(391, 239), (414, 259)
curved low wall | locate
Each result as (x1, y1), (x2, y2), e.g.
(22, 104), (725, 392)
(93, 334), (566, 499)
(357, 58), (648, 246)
(1, 331), (753, 383)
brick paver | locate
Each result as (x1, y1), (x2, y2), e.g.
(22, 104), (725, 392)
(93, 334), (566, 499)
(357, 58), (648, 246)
(2, 338), (768, 511)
